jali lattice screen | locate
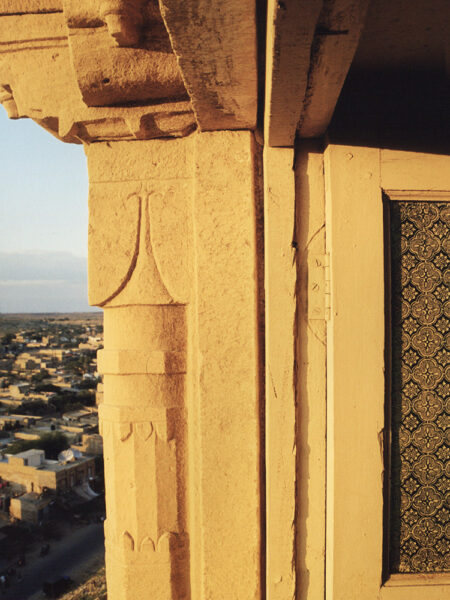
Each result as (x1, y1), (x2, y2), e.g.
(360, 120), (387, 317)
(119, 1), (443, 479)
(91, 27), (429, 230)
(389, 200), (450, 573)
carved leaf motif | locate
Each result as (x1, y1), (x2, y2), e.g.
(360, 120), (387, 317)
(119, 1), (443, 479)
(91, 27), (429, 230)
(119, 422), (133, 442)
(133, 422), (153, 441)
(89, 191), (140, 306)
(139, 536), (156, 552)
(147, 187), (192, 303)
(123, 531), (135, 551)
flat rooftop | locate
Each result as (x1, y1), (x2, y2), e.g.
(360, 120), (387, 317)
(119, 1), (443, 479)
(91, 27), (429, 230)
(14, 449), (44, 459)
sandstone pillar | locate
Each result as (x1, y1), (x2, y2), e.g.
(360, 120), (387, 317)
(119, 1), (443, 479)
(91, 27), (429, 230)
(91, 139), (192, 599)
(88, 132), (262, 600)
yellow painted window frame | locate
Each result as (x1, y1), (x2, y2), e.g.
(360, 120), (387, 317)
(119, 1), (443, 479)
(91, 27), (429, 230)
(324, 145), (450, 600)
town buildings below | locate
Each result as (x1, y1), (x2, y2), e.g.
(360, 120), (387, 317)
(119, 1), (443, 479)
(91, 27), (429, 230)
(0, 315), (103, 526)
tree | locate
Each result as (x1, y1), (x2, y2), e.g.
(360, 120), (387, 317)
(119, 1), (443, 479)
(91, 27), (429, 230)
(1, 333), (15, 346)
(16, 400), (52, 416)
(78, 379), (98, 390)
(34, 383), (59, 393)
(30, 369), (50, 383)
(5, 431), (69, 460)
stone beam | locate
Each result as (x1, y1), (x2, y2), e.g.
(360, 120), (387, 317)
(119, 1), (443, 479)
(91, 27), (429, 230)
(297, 0), (370, 138)
(264, 147), (296, 598)
(265, 0), (322, 147)
(265, 0), (370, 146)
(159, 0), (258, 131)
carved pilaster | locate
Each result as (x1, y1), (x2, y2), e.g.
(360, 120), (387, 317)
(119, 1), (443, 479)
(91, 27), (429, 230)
(90, 138), (193, 600)
(98, 345), (189, 599)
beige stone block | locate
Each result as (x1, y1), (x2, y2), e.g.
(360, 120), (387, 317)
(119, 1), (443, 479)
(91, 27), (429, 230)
(105, 533), (189, 600)
(63, 0), (188, 107)
(103, 372), (185, 410)
(0, 12), (66, 43)
(0, 1), (62, 13)
(104, 306), (186, 351)
(97, 349), (186, 375)
(67, 27), (186, 107)
(190, 131), (261, 599)
(87, 138), (194, 182)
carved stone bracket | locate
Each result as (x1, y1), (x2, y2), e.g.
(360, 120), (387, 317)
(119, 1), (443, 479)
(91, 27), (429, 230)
(0, 84), (18, 119)
(99, 0), (146, 47)
(63, 0), (187, 107)
(0, 0), (260, 141)
(0, 4), (195, 142)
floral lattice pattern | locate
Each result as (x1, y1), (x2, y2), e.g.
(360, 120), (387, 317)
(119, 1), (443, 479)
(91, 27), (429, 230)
(390, 201), (450, 573)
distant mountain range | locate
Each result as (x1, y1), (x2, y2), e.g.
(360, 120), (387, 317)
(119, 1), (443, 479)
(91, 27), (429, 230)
(0, 251), (97, 313)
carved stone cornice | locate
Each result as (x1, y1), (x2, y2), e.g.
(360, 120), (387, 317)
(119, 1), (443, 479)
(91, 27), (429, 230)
(0, 1), (259, 141)
(0, 2), (195, 142)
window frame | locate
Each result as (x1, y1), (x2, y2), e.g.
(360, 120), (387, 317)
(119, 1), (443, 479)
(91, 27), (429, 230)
(324, 145), (450, 600)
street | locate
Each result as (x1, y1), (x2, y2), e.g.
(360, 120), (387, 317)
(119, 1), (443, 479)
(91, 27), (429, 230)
(2, 522), (104, 600)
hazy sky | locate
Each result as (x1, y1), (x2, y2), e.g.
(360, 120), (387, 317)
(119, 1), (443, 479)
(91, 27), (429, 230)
(0, 108), (94, 312)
